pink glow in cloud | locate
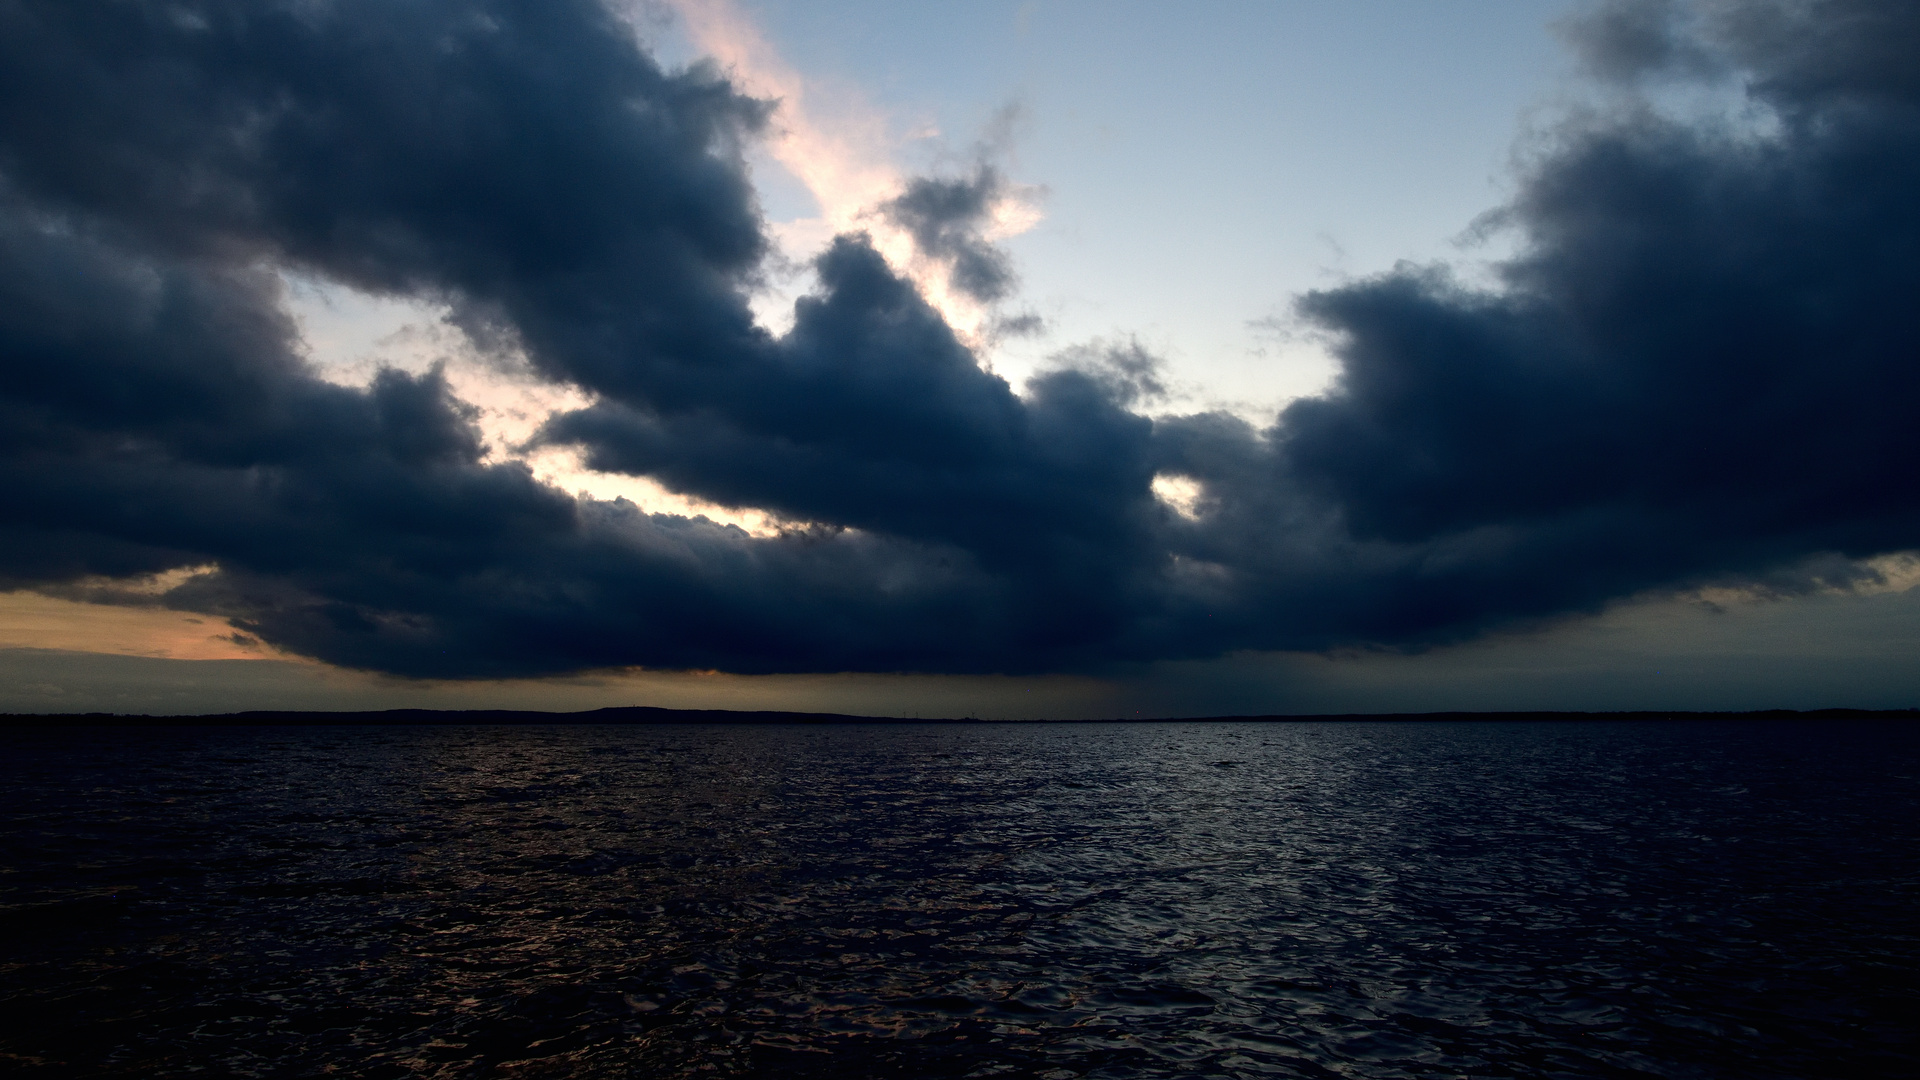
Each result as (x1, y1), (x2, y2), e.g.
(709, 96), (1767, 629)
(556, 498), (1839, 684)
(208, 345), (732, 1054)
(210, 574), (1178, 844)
(652, 0), (1040, 347)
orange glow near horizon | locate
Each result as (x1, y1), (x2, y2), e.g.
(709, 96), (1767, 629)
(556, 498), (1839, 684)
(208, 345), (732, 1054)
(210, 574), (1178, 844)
(0, 591), (280, 662)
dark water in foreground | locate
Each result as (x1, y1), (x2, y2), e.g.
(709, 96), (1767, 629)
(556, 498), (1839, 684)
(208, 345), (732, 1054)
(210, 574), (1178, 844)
(1, 722), (1914, 1079)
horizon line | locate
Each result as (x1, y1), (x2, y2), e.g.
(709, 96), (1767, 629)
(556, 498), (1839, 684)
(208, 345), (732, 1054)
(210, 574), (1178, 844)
(7, 706), (1918, 727)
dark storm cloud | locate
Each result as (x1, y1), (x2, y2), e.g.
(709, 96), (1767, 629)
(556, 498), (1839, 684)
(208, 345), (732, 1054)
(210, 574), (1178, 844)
(1240, 0), (1920, 641)
(880, 166), (1019, 304)
(1559, 0), (1721, 82)
(0, 0), (1915, 677)
(0, 0), (1158, 675)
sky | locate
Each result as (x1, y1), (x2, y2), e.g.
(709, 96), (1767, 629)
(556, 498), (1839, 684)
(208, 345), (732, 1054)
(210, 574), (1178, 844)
(2, 0), (1918, 717)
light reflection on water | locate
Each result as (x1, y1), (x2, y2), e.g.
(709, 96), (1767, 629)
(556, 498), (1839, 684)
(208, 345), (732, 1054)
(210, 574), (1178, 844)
(1, 721), (1915, 1078)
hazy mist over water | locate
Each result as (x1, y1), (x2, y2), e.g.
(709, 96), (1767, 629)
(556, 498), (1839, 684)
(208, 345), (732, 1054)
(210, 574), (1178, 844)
(2, 721), (1914, 1078)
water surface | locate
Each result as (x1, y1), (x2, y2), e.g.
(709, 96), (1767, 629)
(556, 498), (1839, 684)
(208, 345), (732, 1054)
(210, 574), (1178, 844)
(2, 721), (1914, 1077)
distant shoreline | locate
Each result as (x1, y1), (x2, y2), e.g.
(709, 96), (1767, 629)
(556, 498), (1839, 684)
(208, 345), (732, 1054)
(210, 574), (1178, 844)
(4, 707), (1917, 727)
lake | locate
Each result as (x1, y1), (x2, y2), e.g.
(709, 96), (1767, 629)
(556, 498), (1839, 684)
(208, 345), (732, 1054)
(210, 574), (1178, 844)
(1, 720), (1914, 1077)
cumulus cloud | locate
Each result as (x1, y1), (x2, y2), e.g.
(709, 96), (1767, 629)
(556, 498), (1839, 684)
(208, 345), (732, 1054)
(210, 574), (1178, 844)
(0, 0), (1914, 678)
(881, 166), (1020, 304)
(1252, 0), (1920, 641)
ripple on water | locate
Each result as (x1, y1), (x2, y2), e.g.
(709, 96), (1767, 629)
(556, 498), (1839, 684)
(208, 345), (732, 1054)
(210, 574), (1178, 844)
(0, 720), (1915, 1078)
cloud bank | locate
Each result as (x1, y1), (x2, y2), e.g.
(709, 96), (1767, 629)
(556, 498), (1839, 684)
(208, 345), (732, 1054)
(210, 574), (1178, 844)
(0, 0), (1915, 679)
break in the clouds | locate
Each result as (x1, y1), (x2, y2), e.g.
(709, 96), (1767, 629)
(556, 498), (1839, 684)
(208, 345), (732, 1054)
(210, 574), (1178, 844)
(0, 0), (1915, 678)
